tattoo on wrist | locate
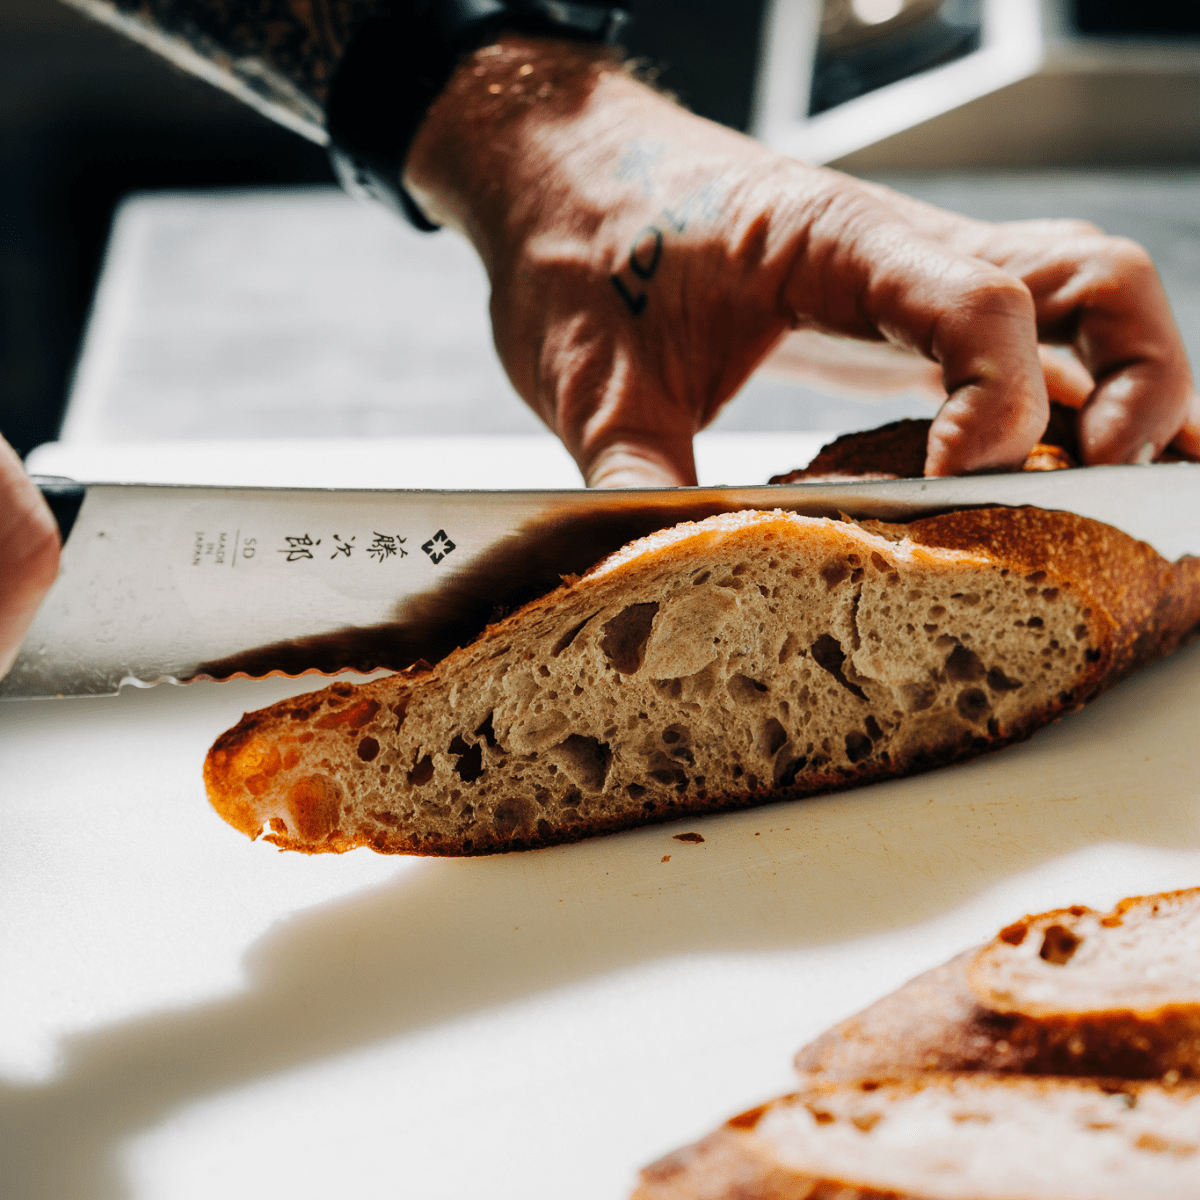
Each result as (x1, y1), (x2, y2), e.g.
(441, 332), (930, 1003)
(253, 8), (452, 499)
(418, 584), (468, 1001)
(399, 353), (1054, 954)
(609, 180), (726, 317)
(615, 139), (666, 199)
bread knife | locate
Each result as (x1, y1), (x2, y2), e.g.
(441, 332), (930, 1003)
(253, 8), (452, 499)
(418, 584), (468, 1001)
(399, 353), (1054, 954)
(4, 465), (1198, 699)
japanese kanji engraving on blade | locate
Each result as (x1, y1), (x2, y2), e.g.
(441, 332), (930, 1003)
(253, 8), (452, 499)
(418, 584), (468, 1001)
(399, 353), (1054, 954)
(3, 466), (1198, 698)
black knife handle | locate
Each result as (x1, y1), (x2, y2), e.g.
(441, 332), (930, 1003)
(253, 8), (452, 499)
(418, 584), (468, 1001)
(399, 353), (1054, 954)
(32, 476), (86, 545)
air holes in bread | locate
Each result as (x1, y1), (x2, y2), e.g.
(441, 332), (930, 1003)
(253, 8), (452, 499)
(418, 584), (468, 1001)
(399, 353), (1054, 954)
(729, 674), (769, 704)
(552, 614), (596, 657)
(776, 756), (807, 788)
(778, 632), (801, 664)
(811, 635), (867, 701)
(448, 735), (484, 783)
(946, 643), (986, 682)
(957, 688), (991, 722)
(600, 602), (659, 673)
(356, 737), (379, 762)
(761, 718), (788, 757)
(821, 560), (851, 589)
(987, 667), (1024, 693)
(493, 795), (538, 836)
(998, 921), (1028, 946)
(549, 735), (611, 791)
(1039, 923), (1082, 965)
(845, 731), (873, 763)
(475, 712), (498, 747)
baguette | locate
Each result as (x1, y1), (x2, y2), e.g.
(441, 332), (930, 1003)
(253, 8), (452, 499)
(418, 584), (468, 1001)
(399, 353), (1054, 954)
(204, 505), (1200, 855)
(633, 1075), (1200, 1200)
(795, 889), (1200, 1084)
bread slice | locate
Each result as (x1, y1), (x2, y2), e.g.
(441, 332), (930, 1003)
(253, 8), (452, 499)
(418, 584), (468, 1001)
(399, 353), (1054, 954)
(796, 890), (1200, 1083)
(204, 507), (1200, 855)
(633, 1075), (1200, 1200)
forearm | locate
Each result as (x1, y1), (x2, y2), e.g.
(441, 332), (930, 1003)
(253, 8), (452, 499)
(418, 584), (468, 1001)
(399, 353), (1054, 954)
(61, 0), (386, 140)
(404, 39), (649, 262)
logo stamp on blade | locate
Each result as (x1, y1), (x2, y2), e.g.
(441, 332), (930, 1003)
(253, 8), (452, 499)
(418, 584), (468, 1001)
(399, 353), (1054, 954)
(422, 530), (456, 564)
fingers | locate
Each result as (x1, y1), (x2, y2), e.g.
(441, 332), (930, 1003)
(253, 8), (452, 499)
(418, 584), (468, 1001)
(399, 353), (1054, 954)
(781, 194), (1048, 476)
(1171, 393), (1200, 461)
(0, 437), (60, 679)
(1038, 346), (1094, 409)
(1068, 241), (1193, 463)
(1041, 238), (1192, 463)
(535, 318), (700, 489)
(921, 272), (1048, 475)
(978, 229), (1194, 464)
(855, 206), (1194, 464)
(582, 435), (697, 488)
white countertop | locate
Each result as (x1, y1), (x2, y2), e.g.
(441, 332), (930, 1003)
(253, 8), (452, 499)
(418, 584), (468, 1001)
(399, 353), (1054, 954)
(5, 437), (1200, 1200)
(7, 183), (1200, 1200)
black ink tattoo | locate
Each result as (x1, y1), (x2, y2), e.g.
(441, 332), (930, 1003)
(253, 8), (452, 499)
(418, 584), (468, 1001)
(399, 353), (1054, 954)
(608, 150), (728, 318)
(610, 275), (648, 316)
(628, 226), (663, 281)
(610, 225), (663, 314)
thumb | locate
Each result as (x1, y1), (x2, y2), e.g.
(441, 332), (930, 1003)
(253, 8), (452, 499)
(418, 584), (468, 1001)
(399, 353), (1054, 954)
(0, 437), (60, 679)
(580, 432), (699, 489)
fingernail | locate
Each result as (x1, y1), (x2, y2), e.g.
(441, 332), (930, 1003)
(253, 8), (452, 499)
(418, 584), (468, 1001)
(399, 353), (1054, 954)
(1133, 441), (1156, 465)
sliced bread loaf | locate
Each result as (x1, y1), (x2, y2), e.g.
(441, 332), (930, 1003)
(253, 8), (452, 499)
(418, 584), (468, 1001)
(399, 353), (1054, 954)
(795, 889), (1200, 1082)
(204, 507), (1200, 855)
(633, 1075), (1200, 1200)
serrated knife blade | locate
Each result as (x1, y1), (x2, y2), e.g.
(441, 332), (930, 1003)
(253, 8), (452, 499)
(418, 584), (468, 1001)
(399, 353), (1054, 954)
(4, 465), (1199, 699)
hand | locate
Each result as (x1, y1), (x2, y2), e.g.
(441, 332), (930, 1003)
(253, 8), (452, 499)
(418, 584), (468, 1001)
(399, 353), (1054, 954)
(405, 39), (1199, 485)
(0, 437), (60, 679)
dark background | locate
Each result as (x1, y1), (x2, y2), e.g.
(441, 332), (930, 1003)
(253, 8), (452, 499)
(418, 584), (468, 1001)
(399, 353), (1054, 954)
(0, 0), (765, 459)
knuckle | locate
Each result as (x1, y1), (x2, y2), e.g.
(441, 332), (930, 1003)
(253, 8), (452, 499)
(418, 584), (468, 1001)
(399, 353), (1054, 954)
(1009, 217), (1106, 240)
(1055, 218), (1106, 239)
(1103, 236), (1157, 279)
(955, 270), (1034, 318)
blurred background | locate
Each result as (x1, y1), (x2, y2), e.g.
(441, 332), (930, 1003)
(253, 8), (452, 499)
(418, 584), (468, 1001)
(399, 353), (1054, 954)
(5, 0), (1200, 458)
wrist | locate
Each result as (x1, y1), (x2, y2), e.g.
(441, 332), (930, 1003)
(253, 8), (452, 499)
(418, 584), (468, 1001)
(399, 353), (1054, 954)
(403, 36), (637, 257)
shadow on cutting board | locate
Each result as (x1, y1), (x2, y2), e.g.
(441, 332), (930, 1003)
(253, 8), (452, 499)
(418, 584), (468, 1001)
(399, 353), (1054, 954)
(2, 640), (1199, 1198)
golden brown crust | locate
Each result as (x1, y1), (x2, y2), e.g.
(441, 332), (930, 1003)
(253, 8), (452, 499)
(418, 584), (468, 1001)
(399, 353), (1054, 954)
(796, 888), (1200, 1084)
(633, 1076), (1200, 1200)
(204, 505), (1200, 856)
(793, 950), (1200, 1084)
(904, 507), (1200, 688)
(634, 1131), (898, 1200)
(769, 404), (1083, 484)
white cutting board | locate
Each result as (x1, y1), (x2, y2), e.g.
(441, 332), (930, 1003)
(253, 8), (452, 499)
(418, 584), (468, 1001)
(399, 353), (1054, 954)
(4, 440), (1200, 1200)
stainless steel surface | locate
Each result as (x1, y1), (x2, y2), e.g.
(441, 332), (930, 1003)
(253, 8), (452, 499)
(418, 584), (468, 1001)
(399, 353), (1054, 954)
(5, 464), (1198, 699)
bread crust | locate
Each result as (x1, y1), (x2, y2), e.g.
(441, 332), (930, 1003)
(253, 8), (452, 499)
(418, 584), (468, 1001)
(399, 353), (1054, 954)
(768, 406), (1080, 484)
(633, 1076), (1200, 1200)
(204, 507), (1200, 856)
(767, 401), (1191, 485)
(795, 889), (1200, 1084)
